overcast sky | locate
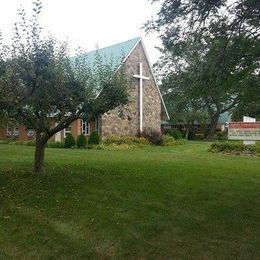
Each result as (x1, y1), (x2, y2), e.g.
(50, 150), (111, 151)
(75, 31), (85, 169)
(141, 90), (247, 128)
(0, 0), (161, 64)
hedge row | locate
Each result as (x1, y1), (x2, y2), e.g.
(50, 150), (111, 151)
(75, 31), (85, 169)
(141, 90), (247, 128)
(1, 131), (187, 150)
(210, 142), (260, 156)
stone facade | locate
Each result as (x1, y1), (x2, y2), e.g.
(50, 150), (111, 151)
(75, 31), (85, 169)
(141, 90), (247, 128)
(100, 42), (162, 138)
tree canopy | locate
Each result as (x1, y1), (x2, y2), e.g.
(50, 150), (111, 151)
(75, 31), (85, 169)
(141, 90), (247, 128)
(0, 0), (129, 173)
(146, 0), (260, 137)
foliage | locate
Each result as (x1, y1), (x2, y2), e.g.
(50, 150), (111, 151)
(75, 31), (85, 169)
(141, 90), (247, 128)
(47, 141), (65, 149)
(103, 135), (150, 146)
(64, 133), (76, 148)
(232, 100), (260, 121)
(175, 138), (187, 145)
(165, 129), (182, 140)
(146, 0), (260, 138)
(210, 142), (260, 156)
(161, 134), (176, 146)
(94, 143), (142, 151)
(77, 134), (87, 148)
(0, 1), (129, 173)
(215, 130), (228, 141)
(26, 141), (36, 146)
(187, 129), (196, 140)
(140, 130), (162, 145)
(88, 131), (100, 145)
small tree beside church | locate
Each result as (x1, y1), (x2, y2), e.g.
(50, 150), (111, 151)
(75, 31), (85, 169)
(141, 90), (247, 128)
(0, 1), (129, 174)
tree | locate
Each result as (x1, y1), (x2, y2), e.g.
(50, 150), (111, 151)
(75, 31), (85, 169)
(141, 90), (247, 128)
(146, 0), (260, 138)
(160, 70), (208, 138)
(0, 1), (129, 173)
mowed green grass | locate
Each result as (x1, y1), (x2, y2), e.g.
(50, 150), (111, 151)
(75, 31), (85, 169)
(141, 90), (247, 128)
(0, 143), (259, 259)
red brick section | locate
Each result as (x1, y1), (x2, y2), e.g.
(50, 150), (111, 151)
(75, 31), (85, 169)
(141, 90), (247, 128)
(229, 122), (260, 129)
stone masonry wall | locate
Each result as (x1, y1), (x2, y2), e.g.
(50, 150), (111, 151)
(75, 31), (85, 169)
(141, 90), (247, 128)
(101, 42), (162, 139)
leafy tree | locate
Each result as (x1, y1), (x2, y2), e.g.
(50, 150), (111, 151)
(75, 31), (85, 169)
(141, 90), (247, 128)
(160, 70), (209, 138)
(146, 0), (260, 138)
(232, 101), (260, 121)
(0, 1), (129, 173)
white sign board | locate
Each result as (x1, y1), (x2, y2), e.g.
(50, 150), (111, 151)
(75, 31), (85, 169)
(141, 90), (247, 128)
(228, 122), (260, 141)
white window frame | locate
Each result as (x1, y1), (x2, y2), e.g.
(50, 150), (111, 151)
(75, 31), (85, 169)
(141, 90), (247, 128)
(27, 129), (34, 137)
(95, 117), (99, 132)
(6, 125), (12, 136)
(64, 125), (72, 138)
(13, 125), (19, 136)
(81, 120), (90, 135)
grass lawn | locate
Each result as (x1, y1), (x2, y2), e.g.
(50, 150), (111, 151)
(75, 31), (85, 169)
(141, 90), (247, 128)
(0, 142), (259, 259)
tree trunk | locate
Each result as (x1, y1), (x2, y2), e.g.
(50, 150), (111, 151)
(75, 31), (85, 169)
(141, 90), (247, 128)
(34, 135), (47, 174)
(185, 127), (190, 140)
(207, 113), (220, 139)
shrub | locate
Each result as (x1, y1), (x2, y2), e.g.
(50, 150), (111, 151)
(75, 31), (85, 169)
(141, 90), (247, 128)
(161, 134), (176, 146)
(76, 134), (87, 148)
(215, 131), (228, 140)
(0, 139), (14, 144)
(175, 138), (187, 145)
(140, 130), (162, 145)
(195, 133), (205, 140)
(88, 131), (100, 145)
(26, 140), (36, 146)
(104, 135), (150, 146)
(95, 143), (138, 150)
(209, 141), (259, 156)
(188, 129), (196, 140)
(210, 142), (243, 153)
(14, 141), (24, 145)
(165, 129), (182, 140)
(47, 141), (65, 148)
(64, 133), (76, 148)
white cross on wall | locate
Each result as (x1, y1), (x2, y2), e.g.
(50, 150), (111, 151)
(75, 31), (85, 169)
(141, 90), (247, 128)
(133, 62), (149, 133)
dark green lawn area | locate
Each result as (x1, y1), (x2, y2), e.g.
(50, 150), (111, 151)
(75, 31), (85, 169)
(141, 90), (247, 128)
(0, 143), (259, 259)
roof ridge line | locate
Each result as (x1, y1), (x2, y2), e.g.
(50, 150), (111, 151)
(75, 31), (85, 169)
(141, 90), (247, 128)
(86, 37), (141, 54)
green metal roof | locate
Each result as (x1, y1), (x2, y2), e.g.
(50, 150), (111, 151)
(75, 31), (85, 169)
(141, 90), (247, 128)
(75, 37), (141, 70)
(218, 112), (231, 124)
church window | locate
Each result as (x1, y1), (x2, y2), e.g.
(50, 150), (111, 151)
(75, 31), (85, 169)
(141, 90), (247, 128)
(95, 117), (99, 132)
(27, 128), (34, 137)
(81, 120), (90, 135)
(64, 125), (72, 137)
(13, 125), (19, 136)
(6, 125), (12, 136)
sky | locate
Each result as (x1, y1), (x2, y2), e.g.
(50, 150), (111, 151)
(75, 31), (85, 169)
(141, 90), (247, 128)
(0, 0), (162, 64)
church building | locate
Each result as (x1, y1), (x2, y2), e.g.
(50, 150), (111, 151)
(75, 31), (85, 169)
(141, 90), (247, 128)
(0, 37), (169, 141)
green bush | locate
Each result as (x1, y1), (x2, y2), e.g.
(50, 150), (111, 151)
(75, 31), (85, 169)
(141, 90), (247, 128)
(165, 129), (182, 140)
(26, 140), (36, 146)
(188, 129), (196, 140)
(210, 141), (259, 155)
(47, 141), (65, 149)
(161, 134), (176, 146)
(175, 138), (187, 145)
(64, 133), (76, 148)
(0, 139), (14, 144)
(88, 131), (100, 145)
(95, 143), (139, 150)
(140, 130), (162, 145)
(104, 136), (150, 146)
(77, 134), (87, 148)
(14, 141), (24, 145)
(195, 133), (205, 140)
(215, 131), (228, 140)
